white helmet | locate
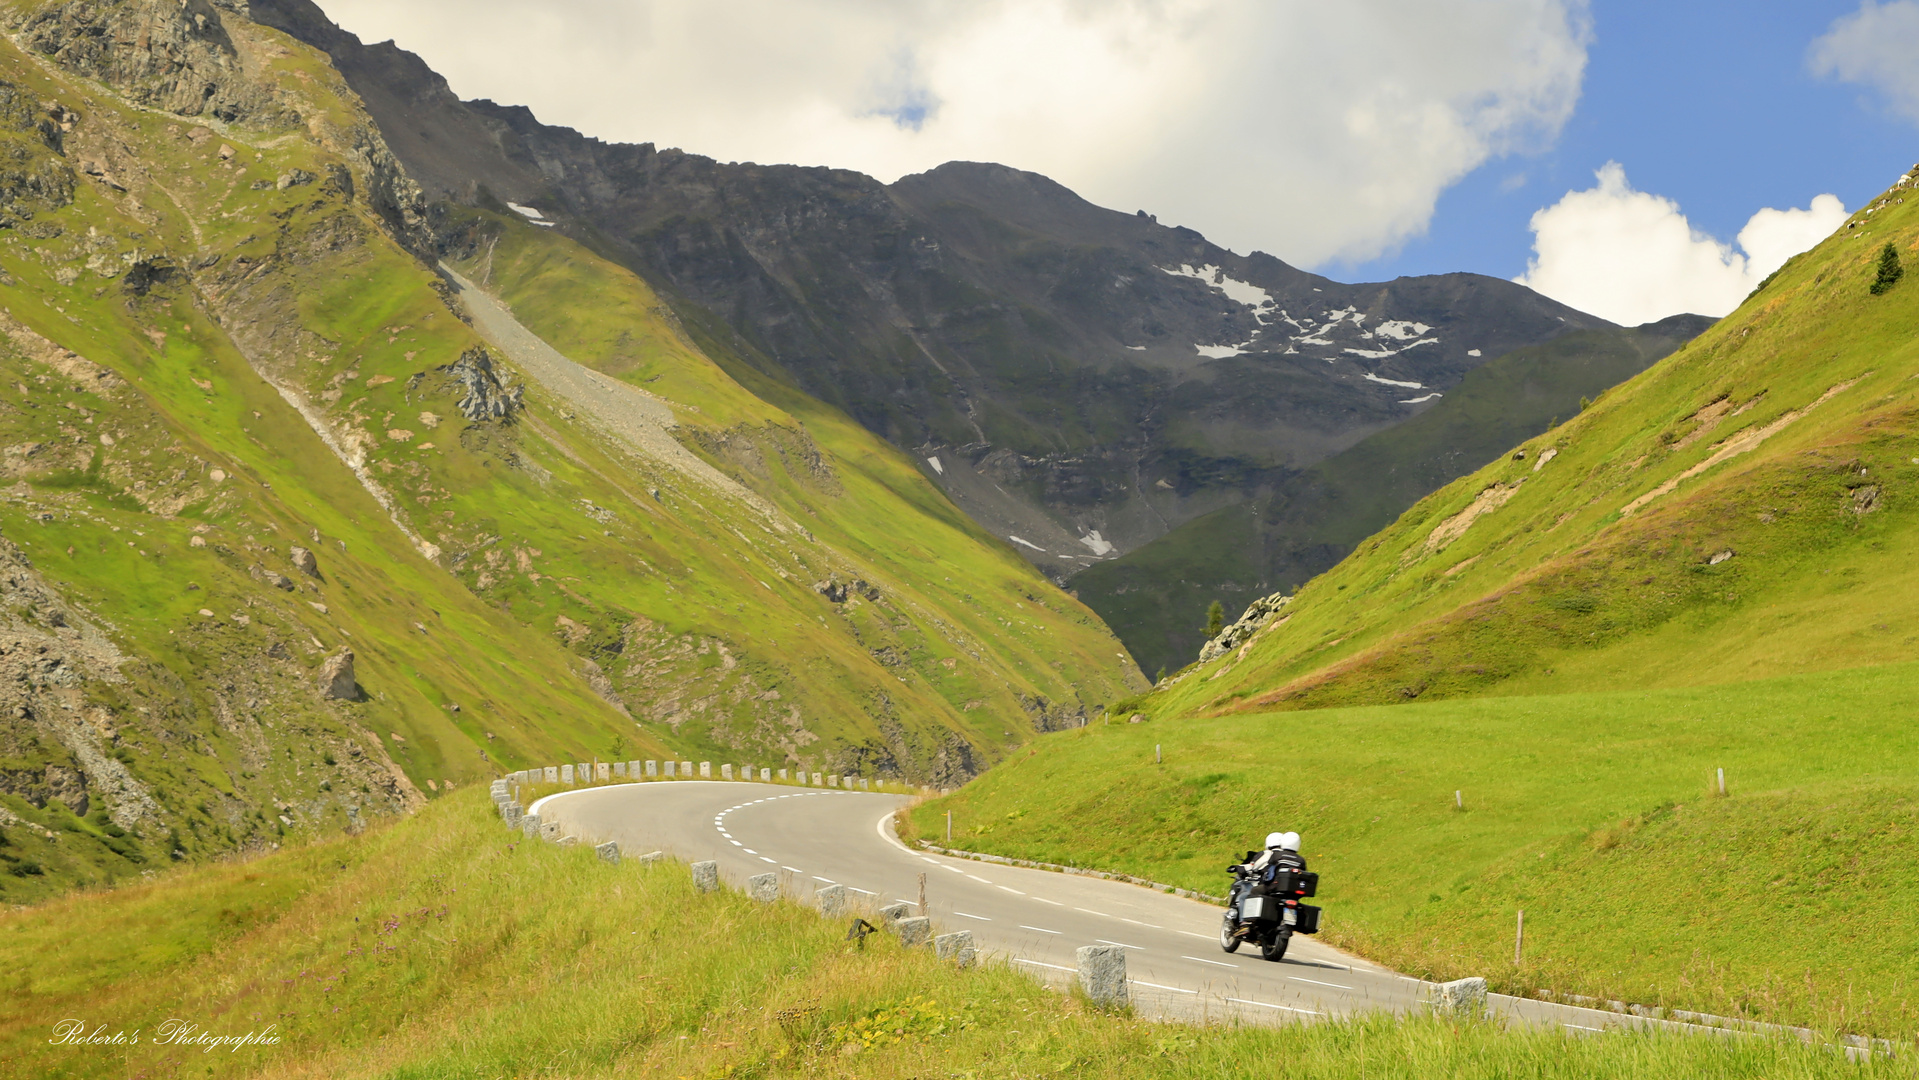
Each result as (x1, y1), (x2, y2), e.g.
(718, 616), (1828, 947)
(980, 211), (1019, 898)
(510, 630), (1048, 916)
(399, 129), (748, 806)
(1277, 832), (1301, 852)
(1264, 831), (1287, 850)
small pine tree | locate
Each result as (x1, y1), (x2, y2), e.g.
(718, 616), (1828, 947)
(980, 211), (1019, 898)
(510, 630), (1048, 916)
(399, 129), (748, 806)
(1154, 666), (1167, 684)
(1204, 600), (1225, 638)
(1870, 242), (1904, 296)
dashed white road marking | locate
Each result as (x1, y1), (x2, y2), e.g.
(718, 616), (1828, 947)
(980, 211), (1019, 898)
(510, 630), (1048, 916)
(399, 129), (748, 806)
(783, 866), (803, 873)
(1289, 976), (1353, 990)
(997, 886), (1025, 895)
(812, 876), (837, 884)
(1019, 925), (1061, 935)
(1131, 980), (1197, 994)
(966, 875), (993, 884)
(1075, 908), (1110, 918)
(953, 911), (992, 921)
(760, 857), (778, 864)
(1182, 955), (1239, 969)
(1119, 918), (1162, 929)
(1177, 931), (1216, 941)
(1013, 958), (1076, 972)
(1097, 939), (1144, 950)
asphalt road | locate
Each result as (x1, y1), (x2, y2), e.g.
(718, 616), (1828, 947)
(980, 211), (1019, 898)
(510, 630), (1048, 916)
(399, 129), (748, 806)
(528, 779), (1744, 1036)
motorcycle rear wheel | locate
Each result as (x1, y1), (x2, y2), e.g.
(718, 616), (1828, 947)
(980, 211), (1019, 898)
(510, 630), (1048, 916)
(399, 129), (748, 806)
(1260, 931), (1290, 962)
(1219, 913), (1241, 954)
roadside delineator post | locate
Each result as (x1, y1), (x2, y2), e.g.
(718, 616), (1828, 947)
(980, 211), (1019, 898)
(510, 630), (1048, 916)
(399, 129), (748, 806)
(1435, 977), (1488, 1015)
(1076, 945), (1129, 1008)
(1717, 767), (1727, 796)
(692, 860), (719, 893)
(1515, 909), (1525, 965)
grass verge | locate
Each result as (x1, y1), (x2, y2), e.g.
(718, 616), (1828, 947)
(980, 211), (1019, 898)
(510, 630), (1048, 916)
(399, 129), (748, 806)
(3, 788), (1907, 1078)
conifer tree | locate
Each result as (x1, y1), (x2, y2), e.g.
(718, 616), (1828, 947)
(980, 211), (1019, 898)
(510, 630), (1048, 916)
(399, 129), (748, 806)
(1871, 242), (1903, 296)
(1205, 600), (1225, 638)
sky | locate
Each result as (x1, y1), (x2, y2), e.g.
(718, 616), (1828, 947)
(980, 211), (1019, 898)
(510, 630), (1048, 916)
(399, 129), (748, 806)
(316, 0), (1918, 326)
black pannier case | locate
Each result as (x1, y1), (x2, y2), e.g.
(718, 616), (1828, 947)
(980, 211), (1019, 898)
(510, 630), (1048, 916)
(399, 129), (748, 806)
(1273, 870), (1320, 897)
(1293, 904), (1322, 935)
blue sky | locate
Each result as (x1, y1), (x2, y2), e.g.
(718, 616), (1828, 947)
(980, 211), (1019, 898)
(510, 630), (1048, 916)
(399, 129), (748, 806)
(1348, 0), (1914, 284)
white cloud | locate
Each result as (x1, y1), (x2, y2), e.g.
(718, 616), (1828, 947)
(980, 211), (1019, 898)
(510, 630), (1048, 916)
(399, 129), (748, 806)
(312, 0), (1592, 268)
(1810, 0), (1919, 124)
(1514, 163), (1847, 325)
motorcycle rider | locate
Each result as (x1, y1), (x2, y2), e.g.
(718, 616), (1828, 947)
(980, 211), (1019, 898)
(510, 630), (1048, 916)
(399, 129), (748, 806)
(1229, 831), (1304, 918)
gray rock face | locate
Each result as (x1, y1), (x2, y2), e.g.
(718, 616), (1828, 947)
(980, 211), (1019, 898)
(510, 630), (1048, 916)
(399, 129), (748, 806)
(317, 650), (359, 700)
(894, 916), (931, 947)
(1434, 976), (1487, 1015)
(439, 347), (523, 423)
(691, 860), (719, 893)
(594, 840), (620, 865)
(289, 545), (320, 577)
(815, 883), (846, 917)
(1196, 592), (1293, 664)
(1076, 945), (1129, 1007)
(747, 873), (778, 902)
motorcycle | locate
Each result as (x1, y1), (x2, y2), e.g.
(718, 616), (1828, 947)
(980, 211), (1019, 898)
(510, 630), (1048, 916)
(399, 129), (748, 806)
(1220, 855), (1321, 962)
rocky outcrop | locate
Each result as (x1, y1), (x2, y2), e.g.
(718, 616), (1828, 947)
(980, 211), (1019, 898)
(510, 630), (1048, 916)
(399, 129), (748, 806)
(1197, 591), (1292, 664)
(318, 650), (359, 700)
(289, 545), (320, 577)
(439, 347), (523, 422)
(10, 0), (299, 127)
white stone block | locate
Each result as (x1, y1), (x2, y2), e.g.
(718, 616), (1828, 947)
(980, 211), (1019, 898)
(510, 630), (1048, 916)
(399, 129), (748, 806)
(561, 764), (574, 784)
(638, 850), (665, 866)
(595, 841), (620, 864)
(778, 769), (789, 781)
(699, 761), (711, 778)
(613, 761), (626, 778)
(748, 873), (778, 902)
(1076, 945), (1129, 1007)
(816, 883), (846, 916)
(760, 768), (771, 782)
(692, 860), (719, 893)
(895, 916), (931, 947)
(597, 762), (611, 781)
(1434, 977), (1487, 1015)
(520, 813), (541, 838)
(828, 774), (839, 787)
(721, 764), (734, 781)
(812, 773), (822, 786)
(663, 760), (676, 777)
(544, 766), (559, 783)
(935, 930), (975, 967)
(646, 760), (659, 777)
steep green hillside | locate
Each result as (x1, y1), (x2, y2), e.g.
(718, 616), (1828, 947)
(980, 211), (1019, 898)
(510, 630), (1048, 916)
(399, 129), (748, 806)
(913, 169), (1919, 1030)
(4, 788), (1885, 1080)
(1073, 315), (1711, 676)
(1161, 167), (1917, 712)
(0, 0), (1138, 904)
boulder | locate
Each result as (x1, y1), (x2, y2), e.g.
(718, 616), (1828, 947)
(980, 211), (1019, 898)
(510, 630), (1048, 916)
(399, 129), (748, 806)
(289, 545), (320, 577)
(318, 650), (359, 700)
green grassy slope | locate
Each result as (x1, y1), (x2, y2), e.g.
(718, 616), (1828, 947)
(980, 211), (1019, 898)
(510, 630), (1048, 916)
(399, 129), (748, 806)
(909, 663), (1919, 1033)
(0, 787), (1894, 1079)
(1072, 316), (1712, 677)
(0, 0), (1139, 904)
(909, 171), (1919, 1031)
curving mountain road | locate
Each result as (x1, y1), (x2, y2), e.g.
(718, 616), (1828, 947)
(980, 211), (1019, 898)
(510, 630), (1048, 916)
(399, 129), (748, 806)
(528, 780), (1733, 1035)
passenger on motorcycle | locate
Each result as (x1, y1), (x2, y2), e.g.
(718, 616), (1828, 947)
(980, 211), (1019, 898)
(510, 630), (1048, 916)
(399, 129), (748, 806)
(1229, 831), (1304, 917)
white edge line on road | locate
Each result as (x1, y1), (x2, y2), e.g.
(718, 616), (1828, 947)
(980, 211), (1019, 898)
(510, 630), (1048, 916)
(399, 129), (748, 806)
(1177, 931), (1216, 941)
(1019, 925), (1062, 934)
(1564, 1023), (1606, 1033)
(943, 866), (966, 873)
(1289, 976), (1355, 990)
(1227, 997), (1319, 1015)
(1182, 955), (1239, 969)
(1119, 918), (1162, 929)
(953, 911), (991, 921)
(1013, 958), (1076, 972)
(1130, 980), (1197, 995)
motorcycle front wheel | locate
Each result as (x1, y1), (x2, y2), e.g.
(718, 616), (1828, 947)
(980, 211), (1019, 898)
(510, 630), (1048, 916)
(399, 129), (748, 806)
(1260, 930), (1290, 962)
(1219, 913), (1241, 954)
